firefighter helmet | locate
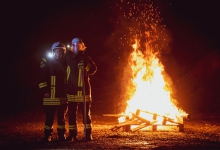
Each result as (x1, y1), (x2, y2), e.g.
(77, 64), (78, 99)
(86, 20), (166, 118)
(71, 38), (86, 53)
(51, 42), (66, 53)
(50, 42), (66, 59)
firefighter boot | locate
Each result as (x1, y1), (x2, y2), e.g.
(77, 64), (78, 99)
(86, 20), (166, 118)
(66, 130), (78, 142)
(86, 129), (93, 141)
(42, 129), (52, 142)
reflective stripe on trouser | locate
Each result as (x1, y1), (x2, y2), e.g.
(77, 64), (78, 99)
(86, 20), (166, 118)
(44, 125), (53, 136)
(69, 125), (77, 131)
(57, 125), (66, 135)
(68, 102), (92, 135)
(69, 125), (77, 137)
(57, 125), (65, 130)
(86, 124), (92, 129)
(44, 125), (52, 130)
(44, 105), (67, 135)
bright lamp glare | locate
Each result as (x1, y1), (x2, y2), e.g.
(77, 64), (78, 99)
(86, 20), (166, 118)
(48, 53), (53, 58)
(67, 44), (70, 48)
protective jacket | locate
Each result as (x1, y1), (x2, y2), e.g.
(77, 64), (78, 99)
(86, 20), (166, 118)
(39, 57), (67, 105)
(65, 51), (97, 102)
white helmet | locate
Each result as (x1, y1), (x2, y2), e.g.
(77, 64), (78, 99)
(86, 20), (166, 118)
(71, 38), (86, 52)
(51, 42), (66, 53)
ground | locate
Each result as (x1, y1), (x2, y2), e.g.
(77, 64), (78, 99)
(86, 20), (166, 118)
(1, 103), (220, 150)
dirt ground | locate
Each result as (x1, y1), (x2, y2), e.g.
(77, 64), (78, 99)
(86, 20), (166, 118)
(1, 103), (220, 150)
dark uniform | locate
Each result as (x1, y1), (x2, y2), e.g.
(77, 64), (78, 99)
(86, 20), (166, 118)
(65, 50), (97, 141)
(39, 53), (67, 141)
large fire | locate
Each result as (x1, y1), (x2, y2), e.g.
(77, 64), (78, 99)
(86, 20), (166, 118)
(119, 39), (188, 126)
(111, 0), (188, 130)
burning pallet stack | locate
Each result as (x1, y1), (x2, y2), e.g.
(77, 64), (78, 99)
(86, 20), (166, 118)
(104, 109), (185, 132)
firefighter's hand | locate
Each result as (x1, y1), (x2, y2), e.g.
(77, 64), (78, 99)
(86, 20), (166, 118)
(44, 93), (50, 97)
(78, 61), (84, 69)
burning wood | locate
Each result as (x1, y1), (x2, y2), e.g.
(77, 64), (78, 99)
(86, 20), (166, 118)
(136, 109), (183, 125)
(104, 109), (185, 132)
(130, 120), (157, 132)
(110, 118), (137, 132)
(108, 40), (189, 132)
(103, 0), (189, 134)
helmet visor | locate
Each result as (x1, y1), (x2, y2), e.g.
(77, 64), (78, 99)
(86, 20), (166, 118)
(71, 43), (84, 53)
(53, 48), (64, 59)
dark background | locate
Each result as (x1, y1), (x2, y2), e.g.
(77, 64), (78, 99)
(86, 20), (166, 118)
(2, 0), (220, 116)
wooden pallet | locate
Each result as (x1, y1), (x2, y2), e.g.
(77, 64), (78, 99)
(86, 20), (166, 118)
(103, 109), (184, 132)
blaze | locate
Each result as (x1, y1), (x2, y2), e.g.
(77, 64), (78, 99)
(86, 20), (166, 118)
(113, 0), (188, 126)
(120, 39), (188, 124)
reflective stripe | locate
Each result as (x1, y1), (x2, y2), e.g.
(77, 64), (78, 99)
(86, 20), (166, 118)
(69, 125), (77, 130)
(40, 58), (46, 68)
(43, 76), (67, 105)
(44, 125), (52, 130)
(43, 98), (67, 105)
(86, 124), (92, 129)
(67, 94), (91, 102)
(57, 125), (65, 130)
(78, 68), (82, 87)
(51, 76), (55, 98)
(77, 91), (82, 96)
(85, 63), (91, 72)
(67, 66), (70, 82)
(39, 82), (47, 88)
(43, 98), (60, 105)
(42, 58), (46, 62)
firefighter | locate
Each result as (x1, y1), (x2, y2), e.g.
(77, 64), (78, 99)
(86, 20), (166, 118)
(65, 38), (97, 141)
(39, 42), (68, 142)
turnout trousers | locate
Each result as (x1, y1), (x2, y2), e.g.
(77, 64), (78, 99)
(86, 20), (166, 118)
(68, 102), (92, 137)
(44, 105), (67, 137)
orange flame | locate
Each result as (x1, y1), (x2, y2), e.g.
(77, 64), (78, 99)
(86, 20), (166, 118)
(120, 39), (188, 124)
(114, 0), (188, 126)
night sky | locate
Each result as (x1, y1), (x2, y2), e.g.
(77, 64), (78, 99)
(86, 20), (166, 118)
(2, 0), (220, 114)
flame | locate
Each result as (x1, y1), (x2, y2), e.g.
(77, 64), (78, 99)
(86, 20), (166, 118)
(114, 0), (188, 126)
(120, 39), (188, 124)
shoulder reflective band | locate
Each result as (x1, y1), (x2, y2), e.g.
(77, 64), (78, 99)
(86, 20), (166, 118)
(39, 82), (47, 88)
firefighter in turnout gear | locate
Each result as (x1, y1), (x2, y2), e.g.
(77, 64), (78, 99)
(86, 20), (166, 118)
(65, 38), (97, 141)
(39, 42), (68, 142)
